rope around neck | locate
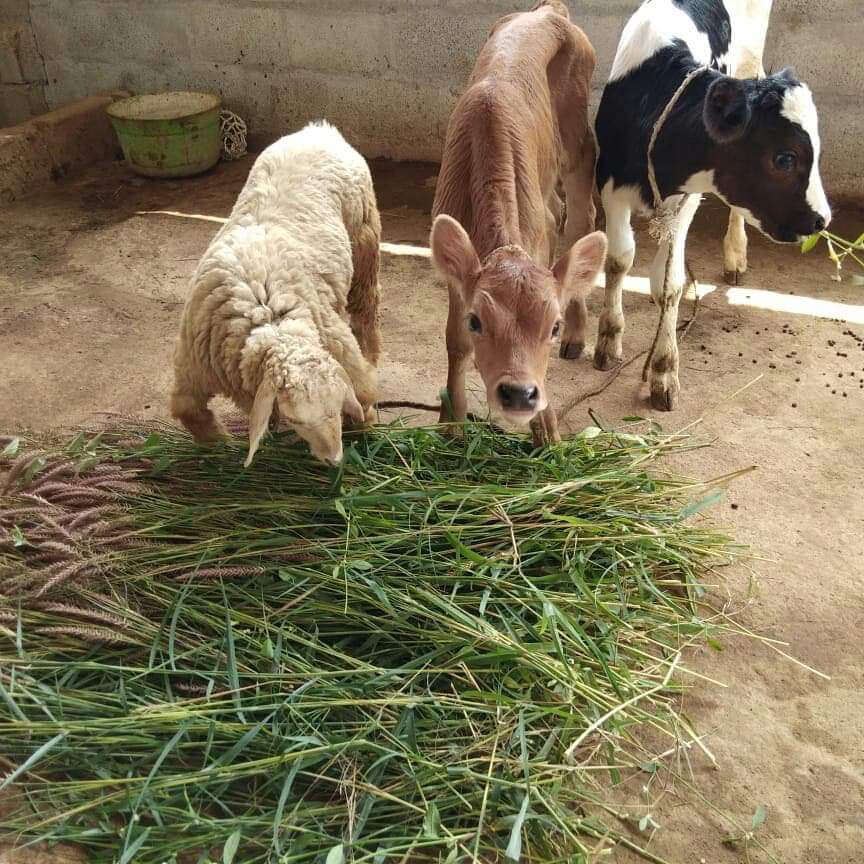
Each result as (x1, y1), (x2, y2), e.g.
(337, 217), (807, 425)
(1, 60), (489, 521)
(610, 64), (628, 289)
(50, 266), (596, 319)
(647, 65), (709, 240)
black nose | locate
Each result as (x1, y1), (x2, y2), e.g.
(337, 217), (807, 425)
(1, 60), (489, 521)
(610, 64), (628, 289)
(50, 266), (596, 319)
(497, 383), (539, 412)
(812, 215), (826, 233)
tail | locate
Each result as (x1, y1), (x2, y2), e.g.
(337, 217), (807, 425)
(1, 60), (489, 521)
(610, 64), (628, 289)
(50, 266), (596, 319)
(532, 0), (570, 19)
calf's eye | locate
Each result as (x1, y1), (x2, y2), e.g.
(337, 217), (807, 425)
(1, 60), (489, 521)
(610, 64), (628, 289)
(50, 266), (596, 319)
(551, 321), (562, 338)
(774, 151), (797, 172)
(467, 314), (482, 333)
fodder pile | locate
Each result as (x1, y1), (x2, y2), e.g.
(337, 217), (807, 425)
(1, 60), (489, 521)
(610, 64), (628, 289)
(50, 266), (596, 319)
(0, 420), (741, 863)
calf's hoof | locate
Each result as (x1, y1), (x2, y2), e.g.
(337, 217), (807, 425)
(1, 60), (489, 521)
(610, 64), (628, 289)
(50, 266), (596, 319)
(649, 375), (680, 412)
(724, 269), (745, 286)
(593, 343), (621, 371)
(559, 340), (585, 360)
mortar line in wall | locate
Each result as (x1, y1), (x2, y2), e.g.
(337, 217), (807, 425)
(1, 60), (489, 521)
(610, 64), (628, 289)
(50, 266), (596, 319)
(25, 0), (49, 102)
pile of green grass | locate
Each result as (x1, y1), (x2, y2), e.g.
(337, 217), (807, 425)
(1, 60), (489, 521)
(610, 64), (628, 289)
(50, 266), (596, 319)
(0, 420), (739, 863)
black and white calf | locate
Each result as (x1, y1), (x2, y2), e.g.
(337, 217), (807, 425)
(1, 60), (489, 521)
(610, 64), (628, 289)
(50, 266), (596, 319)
(572, 0), (832, 411)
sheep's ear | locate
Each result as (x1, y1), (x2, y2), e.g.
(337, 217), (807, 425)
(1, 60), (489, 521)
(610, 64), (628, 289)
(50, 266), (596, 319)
(246, 378), (277, 467)
(333, 366), (366, 423)
(430, 215), (481, 299)
(342, 387), (365, 423)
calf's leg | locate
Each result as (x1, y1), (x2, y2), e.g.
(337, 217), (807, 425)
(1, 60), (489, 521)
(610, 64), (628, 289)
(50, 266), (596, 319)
(723, 210), (748, 285)
(647, 194), (701, 411)
(560, 133), (598, 360)
(530, 406), (561, 448)
(593, 183), (635, 370)
(722, 1), (770, 285)
(441, 284), (471, 427)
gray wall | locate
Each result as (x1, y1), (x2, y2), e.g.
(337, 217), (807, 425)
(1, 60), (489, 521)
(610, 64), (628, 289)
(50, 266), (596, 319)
(5, 1), (863, 197)
(0, 0), (48, 125)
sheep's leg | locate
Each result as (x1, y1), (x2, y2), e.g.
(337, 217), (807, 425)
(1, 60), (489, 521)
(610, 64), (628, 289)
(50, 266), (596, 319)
(170, 387), (225, 443)
(348, 211), (382, 366)
(441, 284), (470, 429)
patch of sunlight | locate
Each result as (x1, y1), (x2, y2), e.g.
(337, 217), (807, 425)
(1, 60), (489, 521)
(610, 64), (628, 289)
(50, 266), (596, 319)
(726, 287), (864, 324)
(597, 272), (716, 301)
(134, 220), (862, 323)
(380, 242), (432, 258)
(137, 209), (227, 224)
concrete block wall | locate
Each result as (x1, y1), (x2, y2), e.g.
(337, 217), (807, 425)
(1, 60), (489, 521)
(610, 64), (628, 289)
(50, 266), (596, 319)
(0, 0), (48, 125)
(3, 1), (862, 198)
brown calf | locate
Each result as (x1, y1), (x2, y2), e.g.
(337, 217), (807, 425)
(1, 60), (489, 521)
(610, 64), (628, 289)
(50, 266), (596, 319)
(430, 0), (606, 445)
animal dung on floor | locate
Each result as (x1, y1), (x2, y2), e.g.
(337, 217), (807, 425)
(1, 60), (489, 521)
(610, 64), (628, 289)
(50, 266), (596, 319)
(0, 419), (742, 863)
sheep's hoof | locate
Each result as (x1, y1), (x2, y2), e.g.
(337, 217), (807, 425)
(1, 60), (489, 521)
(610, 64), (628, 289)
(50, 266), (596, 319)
(724, 269), (745, 286)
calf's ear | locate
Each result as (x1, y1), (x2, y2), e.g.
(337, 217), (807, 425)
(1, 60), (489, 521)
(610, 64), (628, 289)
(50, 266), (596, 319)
(430, 215), (482, 298)
(704, 76), (752, 143)
(553, 231), (607, 300)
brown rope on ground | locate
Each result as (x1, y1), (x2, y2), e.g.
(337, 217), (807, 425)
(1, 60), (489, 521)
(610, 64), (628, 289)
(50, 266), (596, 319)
(558, 269), (701, 426)
(375, 400), (440, 413)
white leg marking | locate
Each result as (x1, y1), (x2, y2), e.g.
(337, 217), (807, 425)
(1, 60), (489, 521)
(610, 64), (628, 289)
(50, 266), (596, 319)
(647, 194), (701, 411)
(594, 182), (637, 370)
(724, 209), (748, 284)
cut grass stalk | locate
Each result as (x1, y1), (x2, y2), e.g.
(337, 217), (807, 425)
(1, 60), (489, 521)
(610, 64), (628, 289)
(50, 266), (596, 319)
(1, 419), (749, 862)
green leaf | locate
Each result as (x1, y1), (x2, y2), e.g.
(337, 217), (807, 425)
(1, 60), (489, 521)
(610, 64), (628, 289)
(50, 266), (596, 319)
(119, 828), (151, 864)
(505, 792), (530, 862)
(1, 438), (20, 458)
(680, 490), (724, 519)
(615, 433), (647, 446)
(22, 456), (46, 485)
(800, 233), (821, 253)
(150, 455), (172, 475)
(223, 603), (245, 724)
(751, 804), (767, 831)
(639, 814), (651, 832)
(0, 733), (66, 792)
(423, 801), (441, 838)
(577, 425), (603, 440)
(707, 638), (725, 653)
(10, 526), (28, 548)
(325, 844), (345, 864)
(223, 829), (241, 864)
(639, 761), (658, 774)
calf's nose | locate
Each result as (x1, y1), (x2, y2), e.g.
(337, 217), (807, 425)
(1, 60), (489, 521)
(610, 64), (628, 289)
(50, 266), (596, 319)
(497, 383), (540, 412)
(812, 215), (826, 233)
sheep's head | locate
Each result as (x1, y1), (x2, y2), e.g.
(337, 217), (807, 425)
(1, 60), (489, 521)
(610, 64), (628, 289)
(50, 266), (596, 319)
(245, 356), (365, 468)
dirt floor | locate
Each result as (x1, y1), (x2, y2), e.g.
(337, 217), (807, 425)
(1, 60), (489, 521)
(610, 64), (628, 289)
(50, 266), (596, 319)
(1, 155), (863, 864)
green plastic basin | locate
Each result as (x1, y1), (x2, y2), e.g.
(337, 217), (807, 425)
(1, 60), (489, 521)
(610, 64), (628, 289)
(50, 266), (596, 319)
(107, 91), (221, 178)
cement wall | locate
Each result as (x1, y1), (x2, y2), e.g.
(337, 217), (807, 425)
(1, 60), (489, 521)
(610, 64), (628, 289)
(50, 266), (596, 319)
(0, 0), (48, 125)
(5, 1), (863, 197)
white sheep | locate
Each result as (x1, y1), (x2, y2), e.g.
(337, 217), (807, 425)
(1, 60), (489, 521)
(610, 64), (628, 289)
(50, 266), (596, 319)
(170, 121), (382, 466)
